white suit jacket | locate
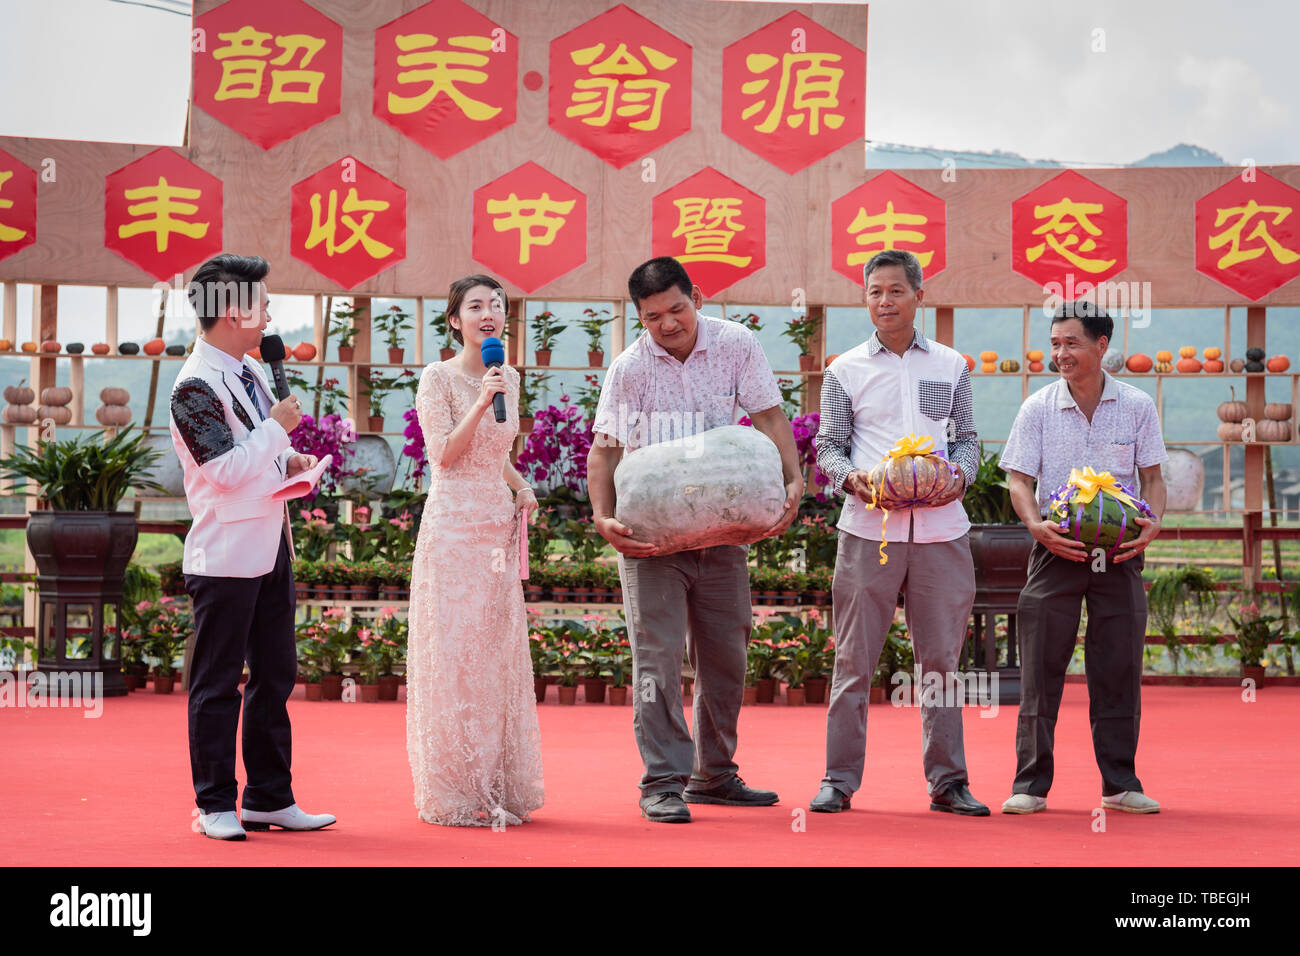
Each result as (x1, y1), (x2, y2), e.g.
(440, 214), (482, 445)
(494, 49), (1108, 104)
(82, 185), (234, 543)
(169, 338), (296, 578)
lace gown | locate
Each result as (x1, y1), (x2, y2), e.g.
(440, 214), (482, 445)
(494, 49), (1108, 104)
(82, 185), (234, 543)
(406, 362), (544, 826)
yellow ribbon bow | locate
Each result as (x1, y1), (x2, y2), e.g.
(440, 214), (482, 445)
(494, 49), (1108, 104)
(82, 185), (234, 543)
(1066, 466), (1137, 509)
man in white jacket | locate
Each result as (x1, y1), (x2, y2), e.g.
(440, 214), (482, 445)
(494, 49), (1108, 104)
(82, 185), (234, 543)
(169, 253), (334, 841)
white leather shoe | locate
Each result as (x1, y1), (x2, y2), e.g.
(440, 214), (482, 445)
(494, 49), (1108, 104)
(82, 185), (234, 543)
(1101, 791), (1161, 814)
(198, 810), (247, 841)
(1000, 793), (1047, 814)
(240, 803), (337, 831)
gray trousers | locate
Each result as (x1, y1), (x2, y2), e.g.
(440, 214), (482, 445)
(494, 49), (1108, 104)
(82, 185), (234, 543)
(823, 530), (976, 797)
(618, 545), (751, 796)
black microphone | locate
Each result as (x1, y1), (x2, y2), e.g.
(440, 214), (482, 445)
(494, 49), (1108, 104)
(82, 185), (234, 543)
(481, 336), (507, 424)
(259, 334), (291, 401)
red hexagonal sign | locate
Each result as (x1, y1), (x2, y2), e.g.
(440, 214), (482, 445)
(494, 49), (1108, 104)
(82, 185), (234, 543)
(473, 162), (586, 293)
(1195, 170), (1300, 301)
(105, 148), (224, 282)
(549, 4), (691, 169)
(722, 11), (865, 175)
(373, 0), (517, 159)
(652, 167), (765, 297)
(0, 147), (37, 265)
(831, 171), (945, 286)
(193, 0), (342, 150)
(290, 156), (407, 290)
(1011, 170), (1127, 289)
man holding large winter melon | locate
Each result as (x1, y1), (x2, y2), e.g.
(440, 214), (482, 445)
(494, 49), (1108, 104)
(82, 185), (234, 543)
(999, 301), (1167, 815)
(811, 250), (988, 816)
(587, 257), (803, 824)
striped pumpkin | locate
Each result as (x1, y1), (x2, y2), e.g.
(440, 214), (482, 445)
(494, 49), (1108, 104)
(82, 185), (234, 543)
(867, 452), (964, 510)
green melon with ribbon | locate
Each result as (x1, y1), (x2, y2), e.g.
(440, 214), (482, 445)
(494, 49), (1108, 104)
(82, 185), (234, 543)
(1048, 467), (1152, 555)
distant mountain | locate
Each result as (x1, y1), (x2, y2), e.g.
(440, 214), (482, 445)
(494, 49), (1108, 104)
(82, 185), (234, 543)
(1130, 143), (1227, 166)
(866, 140), (1227, 170)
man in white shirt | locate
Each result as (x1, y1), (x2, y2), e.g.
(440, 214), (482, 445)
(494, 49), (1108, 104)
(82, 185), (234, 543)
(998, 300), (1166, 815)
(811, 250), (989, 816)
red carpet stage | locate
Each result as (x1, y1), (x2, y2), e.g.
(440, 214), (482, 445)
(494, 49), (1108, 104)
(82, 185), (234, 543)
(4, 683), (1297, 867)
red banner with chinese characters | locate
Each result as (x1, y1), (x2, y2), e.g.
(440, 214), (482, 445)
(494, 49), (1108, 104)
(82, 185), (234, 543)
(0, 147), (37, 265)
(104, 148), (224, 282)
(831, 171), (945, 285)
(373, 0), (517, 159)
(549, 3), (692, 169)
(1195, 170), (1300, 301)
(1011, 169), (1127, 289)
(193, 0), (343, 150)
(472, 162), (587, 293)
(290, 156), (407, 289)
(722, 10), (865, 175)
(652, 167), (765, 297)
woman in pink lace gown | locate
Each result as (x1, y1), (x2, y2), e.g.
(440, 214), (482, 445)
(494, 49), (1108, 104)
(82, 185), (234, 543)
(406, 275), (544, 826)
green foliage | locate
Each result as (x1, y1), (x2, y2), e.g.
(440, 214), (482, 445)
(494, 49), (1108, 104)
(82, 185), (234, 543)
(962, 447), (1017, 525)
(374, 304), (412, 351)
(530, 310), (566, 351)
(329, 303), (363, 349)
(0, 425), (165, 510)
(578, 307), (612, 352)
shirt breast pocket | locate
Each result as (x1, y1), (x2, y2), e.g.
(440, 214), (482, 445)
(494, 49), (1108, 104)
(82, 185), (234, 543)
(917, 380), (953, 422)
(701, 392), (738, 431)
(1111, 441), (1136, 474)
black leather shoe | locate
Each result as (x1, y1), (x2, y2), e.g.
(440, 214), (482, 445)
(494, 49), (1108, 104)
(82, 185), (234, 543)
(929, 783), (990, 816)
(683, 775), (778, 806)
(640, 792), (692, 823)
(809, 784), (851, 813)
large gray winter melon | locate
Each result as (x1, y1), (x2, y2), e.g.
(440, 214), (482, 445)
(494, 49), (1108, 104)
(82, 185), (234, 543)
(613, 425), (787, 555)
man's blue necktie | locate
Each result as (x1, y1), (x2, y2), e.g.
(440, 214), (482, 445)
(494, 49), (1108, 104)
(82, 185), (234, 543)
(238, 365), (265, 421)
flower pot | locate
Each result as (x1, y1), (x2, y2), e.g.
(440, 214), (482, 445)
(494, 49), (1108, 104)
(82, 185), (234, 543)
(360, 683), (380, 702)
(380, 585), (403, 601)
(534, 676), (548, 703)
(122, 672), (141, 691)
(607, 685), (628, 706)
(295, 583), (311, 601)
(321, 674), (344, 700)
(808, 590), (829, 606)
(869, 684), (887, 704)
(786, 686), (805, 706)
(755, 677), (776, 703)
(804, 676), (829, 704)
(798, 354), (817, 372)
(582, 677), (606, 703)
(367, 415), (384, 432)
(153, 674), (175, 694)
(337, 345), (355, 362)
(379, 675), (400, 700)
(557, 685), (577, 705)
(519, 416), (534, 434)
(304, 683), (323, 701)
(681, 677), (694, 698)
(387, 347), (404, 364)
(587, 351), (605, 367)
(523, 586), (544, 602)
(534, 349), (552, 366)
(742, 686), (758, 705)
(349, 586), (370, 602)
(780, 590), (799, 606)
(440, 347), (457, 361)
(1242, 665), (1267, 688)
(553, 587), (572, 602)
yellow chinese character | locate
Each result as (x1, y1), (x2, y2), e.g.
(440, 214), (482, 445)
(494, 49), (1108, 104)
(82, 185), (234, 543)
(485, 193), (576, 265)
(845, 201), (934, 268)
(1208, 199), (1300, 270)
(740, 52), (844, 135)
(1025, 197), (1116, 273)
(671, 197), (751, 267)
(268, 33), (326, 104)
(116, 177), (209, 253)
(0, 170), (27, 243)
(565, 42), (676, 131)
(213, 25), (274, 101)
(306, 188), (394, 259)
(387, 34), (501, 121)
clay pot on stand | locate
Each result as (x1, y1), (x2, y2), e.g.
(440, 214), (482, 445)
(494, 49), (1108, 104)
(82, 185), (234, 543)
(304, 683), (323, 701)
(379, 675), (401, 700)
(869, 684), (887, 704)
(587, 351), (604, 367)
(1242, 665), (1267, 688)
(607, 685), (628, 706)
(534, 349), (552, 366)
(154, 672), (175, 694)
(798, 354), (817, 372)
(742, 685), (758, 705)
(582, 678), (606, 703)
(803, 676), (828, 704)
(755, 677), (776, 703)
(557, 685), (577, 705)
(321, 674), (344, 700)
(360, 683), (380, 703)
(387, 347), (404, 364)
(786, 686), (805, 706)
(337, 345), (355, 363)
(367, 415), (384, 432)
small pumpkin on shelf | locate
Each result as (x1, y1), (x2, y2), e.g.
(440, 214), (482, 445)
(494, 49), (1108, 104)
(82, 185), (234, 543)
(1126, 353), (1153, 373)
(1026, 349), (1044, 362)
(1000, 359), (1020, 373)
(1245, 360), (1266, 373)
(118, 342), (140, 355)
(961, 354), (975, 372)
(40, 340), (61, 353)
(1264, 403), (1293, 420)
(1217, 387), (1247, 423)
(40, 386), (73, 406)
(1203, 359), (1225, 373)
(1175, 357), (1202, 373)
(1258, 419), (1292, 443)
(1267, 355), (1291, 373)
(2, 404), (36, 424)
(1153, 360), (1173, 373)
(3, 383), (35, 405)
(65, 342), (85, 354)
(1028, 360), (1045, 373)
(21, 341), (38, 353)
(980, 362), (996, 374)
(143, 338), (166, 356)
(1216, 422), (1244, 442)
(293, 342), (318, 362)
(0, 339), (11, 352)
(165, 344), (186, 356)
(1178, 346), (1197, 359)
(1230, 358), (1245, 373)
(979, 350), (997, 363)
(1203, 347), (1222, 361)
(1101, 348), (1124, 373)
(1245, 347), (1266, 362)
(37, 404), (72, 425)
(1155, 350), (1173, 363)
(91, 343), (111, 355)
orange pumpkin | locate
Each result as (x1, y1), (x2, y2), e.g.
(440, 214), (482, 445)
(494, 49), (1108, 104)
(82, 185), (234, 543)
(1126, 353), (1153, 373)
(20, 341), (37, 353)
(143, 338), (166, 356)
(1026, 349), (1044, 362)
(961, 354), (975, 372)
(1178, 346), (1197, 359)
(980, 362), (996, 374)
(1175, 357), (1202, 374)
(1028, 360), (1045, 373)
(40, 341), (61, 353)
(91, 343), (111, 355)
(979, 351), (997, 363)
(1203, 347), (1222, 360)
(1267, 355), (1291, 373)
(293, 342), (318, 362)
(0, 339), (11, 351)
(1155, 350), (1173, 363)
(1203, 359), (1225, 373)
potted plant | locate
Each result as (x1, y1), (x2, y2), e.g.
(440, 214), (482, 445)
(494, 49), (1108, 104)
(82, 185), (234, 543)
(518, 369), (550, 434)
(530, 310), (566, 366)
(579, 307), (612, 367)
(374, 304), (412, 364)
(605, 622), (631, 705)
(1, 425), (164, 696)
(362, 370), (392, 432)
(430, 309), (456, 361)
(139, 597), (190, 694)
(747, 620), (783, 703)
(1228, 592), (1279, 687)
(803, 608), (834, 703)
(783, 314), (818, 371)
(375, 609), (405, 700)
(749, 565), (781, 605)
(1147, 566), (1219, 676)
(551, 637), (582, 704)
(529, 627), (552, 703)
(330, 303), (362, 362)
(355, 623), (384, 702)
(296, 622), (326, 700)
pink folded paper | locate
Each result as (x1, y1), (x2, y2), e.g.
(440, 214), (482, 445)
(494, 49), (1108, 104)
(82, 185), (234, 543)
(272, 454), (333, 502)
(519, 510), (529, 580)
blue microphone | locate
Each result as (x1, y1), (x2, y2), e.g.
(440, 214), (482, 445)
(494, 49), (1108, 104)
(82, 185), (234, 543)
(480, 336), (507, 423)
